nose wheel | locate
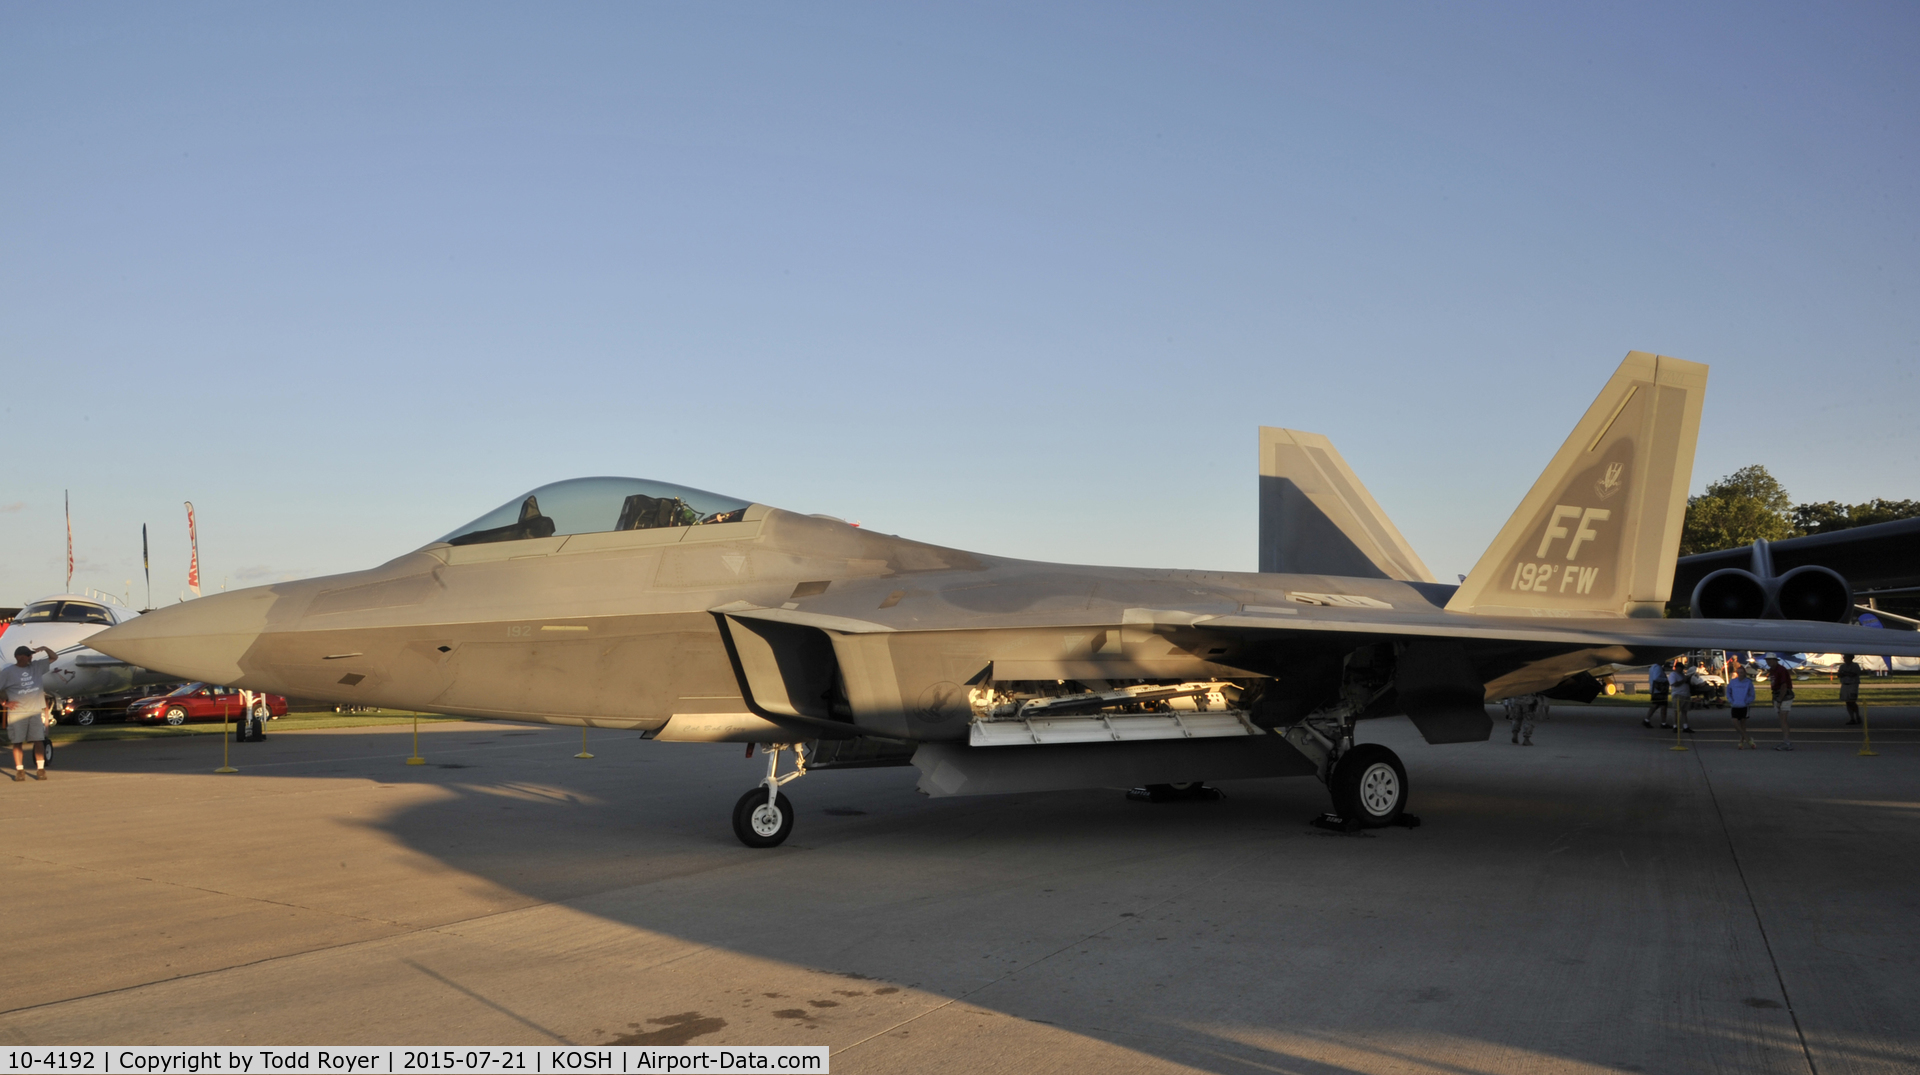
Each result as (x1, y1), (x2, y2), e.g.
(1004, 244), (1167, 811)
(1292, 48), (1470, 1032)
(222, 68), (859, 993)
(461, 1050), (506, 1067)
(732, 788), (795, 847)
(732, 742), (808, 848)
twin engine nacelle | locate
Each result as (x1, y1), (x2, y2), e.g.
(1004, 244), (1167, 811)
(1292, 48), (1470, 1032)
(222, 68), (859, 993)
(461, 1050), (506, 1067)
(1690, 565), (1853, 622)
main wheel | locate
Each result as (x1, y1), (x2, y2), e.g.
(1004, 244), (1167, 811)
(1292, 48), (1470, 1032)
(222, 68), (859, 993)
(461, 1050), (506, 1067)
(731, 788), (795, 848)
(164, 706), (188, 726)
(1331, 744), (1407, 827)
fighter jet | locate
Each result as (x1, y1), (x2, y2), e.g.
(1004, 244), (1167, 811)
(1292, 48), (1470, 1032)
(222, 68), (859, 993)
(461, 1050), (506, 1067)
(90, 353), (1920, 846)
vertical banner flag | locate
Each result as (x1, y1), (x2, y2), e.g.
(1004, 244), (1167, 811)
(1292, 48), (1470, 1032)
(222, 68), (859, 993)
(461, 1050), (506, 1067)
(66, 490), (74, 593)
(142, 524), (151, 609)
(185, 501), (202, 598)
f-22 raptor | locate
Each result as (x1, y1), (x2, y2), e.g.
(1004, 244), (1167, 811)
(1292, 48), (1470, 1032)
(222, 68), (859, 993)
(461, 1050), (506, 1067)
(92, 353), (1920, 845)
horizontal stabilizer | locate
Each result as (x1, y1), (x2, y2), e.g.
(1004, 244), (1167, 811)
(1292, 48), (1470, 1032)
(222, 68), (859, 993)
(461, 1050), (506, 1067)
(1259, 428), (1435, 582)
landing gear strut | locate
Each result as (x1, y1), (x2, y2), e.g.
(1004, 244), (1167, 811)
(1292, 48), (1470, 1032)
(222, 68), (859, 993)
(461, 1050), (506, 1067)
(237, 700), (267, 743)
(732, 742), (807, 848)
(1280, 648), (1420, 832)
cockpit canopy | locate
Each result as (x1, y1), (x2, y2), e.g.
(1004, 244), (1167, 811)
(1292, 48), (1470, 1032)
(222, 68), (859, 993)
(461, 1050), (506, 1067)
(434, 477), (753, 547)
(11, 600), (116, 626)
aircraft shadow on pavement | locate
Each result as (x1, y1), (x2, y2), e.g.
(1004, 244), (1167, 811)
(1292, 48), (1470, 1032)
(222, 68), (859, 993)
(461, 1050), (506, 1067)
(54, 711), (1920, 1075)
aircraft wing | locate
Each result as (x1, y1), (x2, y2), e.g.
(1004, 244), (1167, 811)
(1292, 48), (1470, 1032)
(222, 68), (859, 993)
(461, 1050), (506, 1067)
(727, 597), (1920, 655)
(726, 582), (1920, 754)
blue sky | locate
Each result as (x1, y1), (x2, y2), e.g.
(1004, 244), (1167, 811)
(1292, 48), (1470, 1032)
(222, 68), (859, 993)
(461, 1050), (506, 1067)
(3, 2), (1915, 607)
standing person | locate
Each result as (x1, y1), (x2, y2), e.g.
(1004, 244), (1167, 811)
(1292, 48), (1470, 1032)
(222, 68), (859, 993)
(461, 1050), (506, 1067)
(1, 645), (58, 780)
(1669, 659), (1694, 734)
(1766, 656), (1795, 750)
(1643, 661), (1669, 729)
(1505, 693), (1546, 746)
(1838, 655), (1863, 726)
(1725, 665), (1757, 749)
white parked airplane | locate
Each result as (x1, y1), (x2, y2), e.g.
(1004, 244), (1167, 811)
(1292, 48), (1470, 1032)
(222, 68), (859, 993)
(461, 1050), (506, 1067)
(0, 595), (175, 698)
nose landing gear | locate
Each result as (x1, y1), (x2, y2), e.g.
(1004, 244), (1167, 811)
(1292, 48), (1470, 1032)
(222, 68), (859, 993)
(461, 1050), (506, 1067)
(732, 742), (808, 848)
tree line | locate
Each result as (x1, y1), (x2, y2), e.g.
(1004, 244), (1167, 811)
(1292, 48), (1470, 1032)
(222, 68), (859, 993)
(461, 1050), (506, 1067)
(1680, 465), (1920, 556)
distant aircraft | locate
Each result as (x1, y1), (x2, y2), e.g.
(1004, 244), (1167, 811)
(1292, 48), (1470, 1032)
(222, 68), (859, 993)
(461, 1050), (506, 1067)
(0, 595), (175, 699)
(1664, 487), (1920, 677)
(1674, 516), (1920, 626)
(91, 352), (1920, 847)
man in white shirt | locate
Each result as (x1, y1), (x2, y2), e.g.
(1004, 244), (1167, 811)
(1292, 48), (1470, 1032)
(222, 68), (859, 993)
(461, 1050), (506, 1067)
(1, 645), (58, 780)
(1642, 662), (1669, 729)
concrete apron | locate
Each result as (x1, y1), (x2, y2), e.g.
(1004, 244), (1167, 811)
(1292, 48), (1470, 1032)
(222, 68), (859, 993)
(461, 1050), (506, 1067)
(1, 707), (1915, 1074)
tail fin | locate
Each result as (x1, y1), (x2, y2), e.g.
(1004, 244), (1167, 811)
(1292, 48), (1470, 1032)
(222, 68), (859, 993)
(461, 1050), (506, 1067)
(1259, 427), (1436, 583)
(1446, 352), (1707, 617)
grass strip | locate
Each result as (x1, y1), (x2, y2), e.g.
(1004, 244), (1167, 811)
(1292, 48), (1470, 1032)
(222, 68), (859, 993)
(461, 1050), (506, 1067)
(50, 711), (468, 744)
(1591, 680), (1920, 707)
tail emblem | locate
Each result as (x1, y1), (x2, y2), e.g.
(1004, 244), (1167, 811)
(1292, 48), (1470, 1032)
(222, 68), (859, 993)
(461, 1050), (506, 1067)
(1594, 462), (1624, 500)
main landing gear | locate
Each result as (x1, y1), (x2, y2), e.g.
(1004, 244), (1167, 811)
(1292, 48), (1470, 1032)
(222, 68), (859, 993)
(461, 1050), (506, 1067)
(1324, 743), (1413, 830)
(1282, 715), (1417, 832)
(732, 742), (808, 848)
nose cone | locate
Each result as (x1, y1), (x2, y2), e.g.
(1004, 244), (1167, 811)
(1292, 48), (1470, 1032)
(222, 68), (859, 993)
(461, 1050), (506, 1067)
(89, 588), (278, 684)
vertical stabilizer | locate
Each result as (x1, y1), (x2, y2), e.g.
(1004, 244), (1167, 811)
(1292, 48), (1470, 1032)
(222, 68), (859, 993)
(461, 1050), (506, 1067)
(1260, 428), (1435, 583)
(1446, 352), (1707, 617)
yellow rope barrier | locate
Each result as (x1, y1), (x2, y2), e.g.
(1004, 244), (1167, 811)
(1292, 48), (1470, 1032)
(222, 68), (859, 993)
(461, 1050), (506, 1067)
(575, 725), (595, 759)
(406, 713), (426, 765)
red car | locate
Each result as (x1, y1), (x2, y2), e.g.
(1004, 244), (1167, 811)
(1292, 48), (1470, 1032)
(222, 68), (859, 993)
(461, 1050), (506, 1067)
(129, 683), (289, 726)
